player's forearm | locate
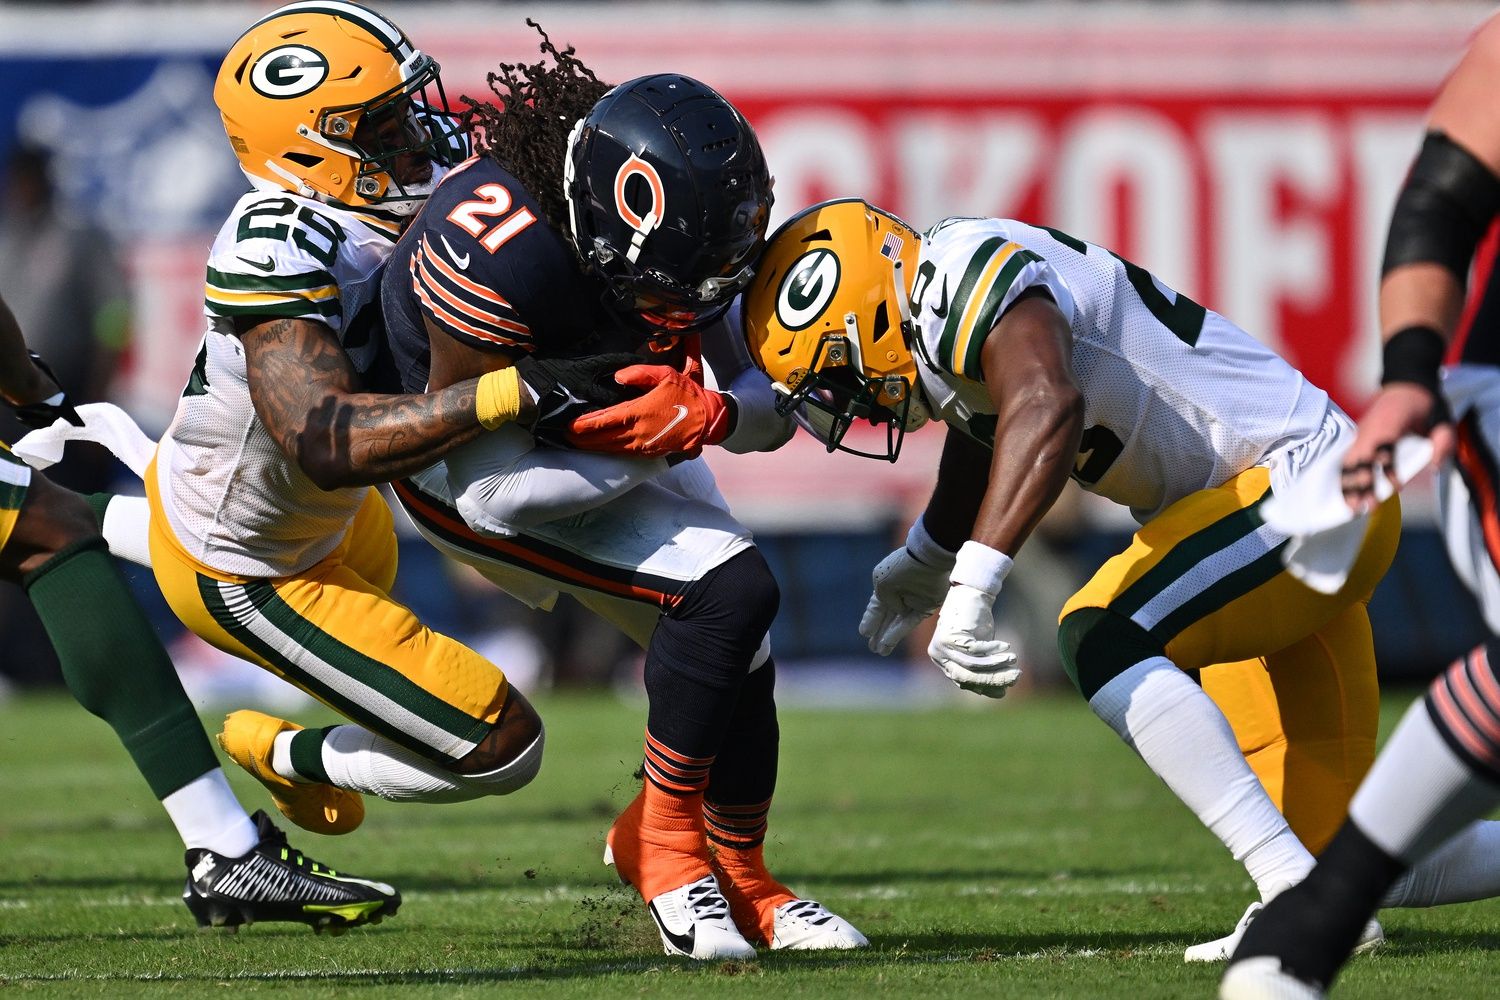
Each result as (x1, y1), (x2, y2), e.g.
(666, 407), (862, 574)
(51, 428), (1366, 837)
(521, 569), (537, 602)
(922, 427), (993, 551)
(1378, 265), (1465, 344)
(968, 386), (1084, 557)
(294, 381), (492, 489)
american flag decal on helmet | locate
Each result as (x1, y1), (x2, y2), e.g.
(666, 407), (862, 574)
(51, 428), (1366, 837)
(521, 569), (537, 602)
(880, 232), (904, 261)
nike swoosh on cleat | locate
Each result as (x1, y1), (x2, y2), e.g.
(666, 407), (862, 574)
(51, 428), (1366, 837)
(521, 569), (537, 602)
(647, 899), (697, 956)
(440, 234), (471, 269)
(237, 256), (277, 272)
(642, 405), (690, 448)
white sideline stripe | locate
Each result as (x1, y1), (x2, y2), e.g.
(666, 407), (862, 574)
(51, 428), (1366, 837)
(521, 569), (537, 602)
(0, 877), (1231, 911)
(210, 580), (479, 761)
(1132, 522), (1288, 630)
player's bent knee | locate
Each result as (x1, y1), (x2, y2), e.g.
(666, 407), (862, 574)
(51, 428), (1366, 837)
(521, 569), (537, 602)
(1057, 606), (1167, 700)
(691, 546), (779, 627)
(748, 633), (773, 673)
(656, 548), (781, 682)
(3, 478), (103, 580)
(454, 686), (543, 776)
(458, 723), (544, 797)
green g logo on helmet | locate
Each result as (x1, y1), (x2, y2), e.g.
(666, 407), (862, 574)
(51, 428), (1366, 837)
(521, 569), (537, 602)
(250, 45), (330, 100)
(776, 249), (840, 331)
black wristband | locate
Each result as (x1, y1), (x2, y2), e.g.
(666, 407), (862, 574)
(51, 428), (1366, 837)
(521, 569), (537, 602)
(1379, 325), (1445, 397)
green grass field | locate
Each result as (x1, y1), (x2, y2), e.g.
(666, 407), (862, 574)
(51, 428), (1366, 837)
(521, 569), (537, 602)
(3, 688), (1499, 998)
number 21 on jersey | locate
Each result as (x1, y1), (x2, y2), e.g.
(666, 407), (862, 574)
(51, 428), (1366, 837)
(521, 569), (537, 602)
(447, 183), (537, 253)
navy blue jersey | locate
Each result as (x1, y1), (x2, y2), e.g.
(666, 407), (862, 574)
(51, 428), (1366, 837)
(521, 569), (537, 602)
(379, 156), (634, 393)
(1455, 219), (1500, 368)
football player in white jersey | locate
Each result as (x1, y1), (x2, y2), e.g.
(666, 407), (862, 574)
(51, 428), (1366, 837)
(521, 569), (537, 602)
(1224, 14), (1500, 998)
(141, 1), (632, 898)
(732, 199), (1500, 959)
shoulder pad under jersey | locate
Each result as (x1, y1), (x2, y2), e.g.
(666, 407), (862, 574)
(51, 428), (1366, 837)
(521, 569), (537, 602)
(407, 157), (591, 356)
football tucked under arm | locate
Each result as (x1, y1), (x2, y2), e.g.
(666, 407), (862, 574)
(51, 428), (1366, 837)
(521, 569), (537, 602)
(445, 422), (670, 535)
(565, 355), (732, 458)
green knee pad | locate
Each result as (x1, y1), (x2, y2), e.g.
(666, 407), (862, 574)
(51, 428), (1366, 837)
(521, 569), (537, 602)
(1057, 606), (1167, 700)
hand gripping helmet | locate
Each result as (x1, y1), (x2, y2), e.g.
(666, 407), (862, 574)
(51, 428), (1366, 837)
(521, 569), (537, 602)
(214, 1), (466, 214)
(563, 74), (774, 337)
(743, 199), (932, 463)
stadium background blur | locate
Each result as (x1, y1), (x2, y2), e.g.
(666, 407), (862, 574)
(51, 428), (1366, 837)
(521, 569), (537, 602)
(0, 0), (1488, 705)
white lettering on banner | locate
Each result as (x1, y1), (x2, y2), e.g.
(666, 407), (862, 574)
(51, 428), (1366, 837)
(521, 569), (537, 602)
(894, 112), (1046, 228)
(760, 111), (877, 228)
(1204, 114), (1338, 356)
(753, 104), (1429, 411)
(1051, 109), (1196, 295)
(1350, 113), (1428, 399)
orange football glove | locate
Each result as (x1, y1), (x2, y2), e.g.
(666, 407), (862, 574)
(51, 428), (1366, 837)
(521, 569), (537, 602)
(566, 355), (731, 458)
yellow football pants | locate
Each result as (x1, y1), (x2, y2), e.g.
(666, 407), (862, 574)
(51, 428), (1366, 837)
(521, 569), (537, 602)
(0, 443), (30, 559)
(1061, 466), (1400, 853)
(147, 474), (509, 766)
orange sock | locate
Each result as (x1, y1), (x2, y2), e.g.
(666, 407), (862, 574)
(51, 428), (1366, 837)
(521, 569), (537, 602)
(712, 843), (797, 945)
(607, 782), (713, 902)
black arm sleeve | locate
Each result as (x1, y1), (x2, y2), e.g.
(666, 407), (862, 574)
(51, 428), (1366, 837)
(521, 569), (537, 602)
(1382, 131), (1500, 281)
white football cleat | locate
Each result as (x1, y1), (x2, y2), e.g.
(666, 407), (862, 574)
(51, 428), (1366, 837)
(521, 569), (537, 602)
(644, 874), (756, 961)
(1219, 956), (1326, 1000)
(1185, 899), (1383, 963)
(770, 898), (870, 950)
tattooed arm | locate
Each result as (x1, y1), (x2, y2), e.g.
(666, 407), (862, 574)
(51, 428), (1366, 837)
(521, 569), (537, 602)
(241, 316), (505, 490)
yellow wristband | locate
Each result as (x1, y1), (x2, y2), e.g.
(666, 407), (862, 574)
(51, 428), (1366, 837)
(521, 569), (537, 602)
(475, 367), (523, 430)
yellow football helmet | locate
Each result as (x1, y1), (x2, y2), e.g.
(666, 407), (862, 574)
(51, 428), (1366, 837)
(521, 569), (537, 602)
(743, 198), (930, 462)
(214, 1), (463, 213)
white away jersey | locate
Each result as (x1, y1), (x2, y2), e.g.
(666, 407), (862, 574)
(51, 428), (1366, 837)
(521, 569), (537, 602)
(913, 218), (1332, 522)
(155, 192), (403, 577)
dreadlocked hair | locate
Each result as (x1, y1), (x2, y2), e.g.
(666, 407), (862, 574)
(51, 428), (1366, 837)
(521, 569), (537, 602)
(462, 20), (612, 231)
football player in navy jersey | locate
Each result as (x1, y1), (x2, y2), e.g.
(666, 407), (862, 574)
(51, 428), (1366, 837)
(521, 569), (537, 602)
(378, 26), (867, 959)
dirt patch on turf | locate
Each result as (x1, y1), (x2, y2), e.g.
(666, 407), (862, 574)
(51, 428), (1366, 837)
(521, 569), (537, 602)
(575, 882), (654, 952)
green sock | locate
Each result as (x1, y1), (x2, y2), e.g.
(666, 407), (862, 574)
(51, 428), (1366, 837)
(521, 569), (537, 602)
(83, 492), (113, 531)
(23, 537), (216, 799)
(289, 726), (337, 784)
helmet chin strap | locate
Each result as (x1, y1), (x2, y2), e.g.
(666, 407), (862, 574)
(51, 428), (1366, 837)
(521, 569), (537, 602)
(254, 161), (318, 200)
(902, 388), (932, 432)
(382, 163), (450, 216)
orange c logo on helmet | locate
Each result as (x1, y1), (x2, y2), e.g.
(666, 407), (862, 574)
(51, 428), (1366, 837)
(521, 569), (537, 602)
(614, 154), (665, 234)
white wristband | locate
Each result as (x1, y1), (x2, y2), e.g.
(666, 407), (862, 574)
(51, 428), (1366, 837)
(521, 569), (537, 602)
(905, 516), (957, 570)
(950, 540), (1014, 597)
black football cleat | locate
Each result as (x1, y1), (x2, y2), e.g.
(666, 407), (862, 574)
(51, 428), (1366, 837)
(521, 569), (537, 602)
(182, 810), (399, 934)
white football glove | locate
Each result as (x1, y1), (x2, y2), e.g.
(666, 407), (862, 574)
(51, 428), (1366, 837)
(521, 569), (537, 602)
(859, 546), (952, 655)
(927, 583), (1021, 697)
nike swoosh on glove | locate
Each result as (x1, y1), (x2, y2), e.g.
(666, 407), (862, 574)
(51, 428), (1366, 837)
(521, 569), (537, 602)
(565, 355), (730, 458)
(927, 584), (1021, 697)
(858, 547), (951, 656)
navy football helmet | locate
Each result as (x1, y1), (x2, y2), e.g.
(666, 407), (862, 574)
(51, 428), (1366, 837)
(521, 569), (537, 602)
(563, 74), (773, 337)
